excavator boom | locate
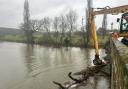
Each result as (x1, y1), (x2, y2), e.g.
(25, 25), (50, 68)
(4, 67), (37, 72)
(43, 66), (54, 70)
(93, 5), (128, 15)
(91, 5), (128, 65)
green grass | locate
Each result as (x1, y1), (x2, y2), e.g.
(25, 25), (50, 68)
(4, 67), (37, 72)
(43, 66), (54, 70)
(0, 35), (108, 48)
(0, 35), (26, 42)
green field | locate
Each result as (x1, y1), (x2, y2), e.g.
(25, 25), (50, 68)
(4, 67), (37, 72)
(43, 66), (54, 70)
(0, 35), (108, 48)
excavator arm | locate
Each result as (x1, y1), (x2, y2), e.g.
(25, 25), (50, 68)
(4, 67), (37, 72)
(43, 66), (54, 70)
(93, 5), (128, 15)
(91, 5), (128, 65)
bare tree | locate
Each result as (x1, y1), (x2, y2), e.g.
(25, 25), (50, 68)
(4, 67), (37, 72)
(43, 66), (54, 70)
(53, 16), (60, 45)
(66, 10), (77, 44)
(59, 15), (67, 45)
(30, 20), (42, 32)
(40, 17), (52, 43)
(86, 9), (90, 46)
(86, 0), (93, 46)
(102, 14), (107, 39)
(23, 0), (33, 43)
(81, 16), (86, 46)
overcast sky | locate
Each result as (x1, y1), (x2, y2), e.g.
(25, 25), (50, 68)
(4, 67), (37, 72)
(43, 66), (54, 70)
(0, 0), (127, 29)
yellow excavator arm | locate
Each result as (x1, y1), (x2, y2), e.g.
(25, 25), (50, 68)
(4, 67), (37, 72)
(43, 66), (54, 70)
(91, 5), (128, 65)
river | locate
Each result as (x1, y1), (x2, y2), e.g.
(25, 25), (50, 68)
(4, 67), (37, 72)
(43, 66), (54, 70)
(0, 42), (109, 89)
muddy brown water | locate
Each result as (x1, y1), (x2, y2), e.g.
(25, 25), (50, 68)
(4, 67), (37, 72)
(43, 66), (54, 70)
(0, 42), (109, 89)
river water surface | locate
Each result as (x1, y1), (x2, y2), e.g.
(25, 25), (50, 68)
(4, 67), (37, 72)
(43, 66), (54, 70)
(0, 42), (109, 89)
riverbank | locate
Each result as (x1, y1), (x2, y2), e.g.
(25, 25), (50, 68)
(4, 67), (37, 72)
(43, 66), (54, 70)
(0, 35), (108, 48)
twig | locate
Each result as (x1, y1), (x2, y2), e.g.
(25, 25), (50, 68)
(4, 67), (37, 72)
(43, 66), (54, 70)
(53, 81), (66, 89)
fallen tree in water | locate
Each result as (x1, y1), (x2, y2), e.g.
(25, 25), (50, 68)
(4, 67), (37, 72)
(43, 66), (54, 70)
(53, 64), (110, 89)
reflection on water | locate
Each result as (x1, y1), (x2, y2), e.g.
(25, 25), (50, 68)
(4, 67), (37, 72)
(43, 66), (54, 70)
(23, 45), (96, 74)
(0, 42), (108, 89)
(24, 45), (34, 73)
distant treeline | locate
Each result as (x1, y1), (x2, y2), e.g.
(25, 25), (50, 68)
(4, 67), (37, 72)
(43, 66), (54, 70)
(0, 27), (23, 35)
(0, 0), (110, 48)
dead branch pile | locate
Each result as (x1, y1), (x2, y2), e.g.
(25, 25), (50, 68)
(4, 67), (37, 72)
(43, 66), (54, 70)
(53, 64), (110, 89)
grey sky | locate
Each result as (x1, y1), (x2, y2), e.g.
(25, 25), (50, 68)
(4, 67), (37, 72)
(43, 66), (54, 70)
(0, 0), (127, 29)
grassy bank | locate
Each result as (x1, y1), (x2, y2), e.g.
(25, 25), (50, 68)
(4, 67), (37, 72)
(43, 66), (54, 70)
(0, 35), (108, 48)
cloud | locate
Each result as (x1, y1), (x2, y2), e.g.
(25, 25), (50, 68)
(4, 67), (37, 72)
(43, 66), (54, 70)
(0, 0), (24, 28)
(0, 0), (127, 28)
(30, 0), (85, 17)
(0, 0), (86, 28)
